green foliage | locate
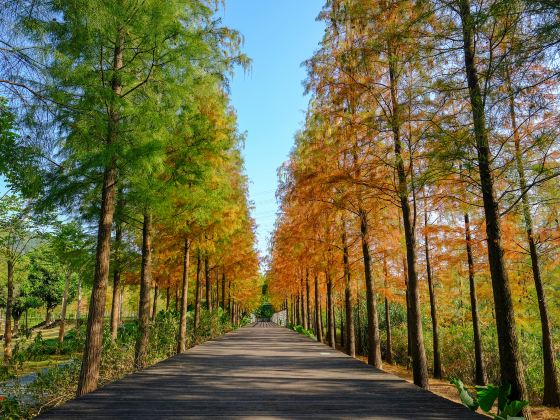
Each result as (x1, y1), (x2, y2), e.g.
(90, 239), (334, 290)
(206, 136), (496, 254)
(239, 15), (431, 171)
(0, 308), (239, 417)
(26, 244), (71, 313)
(254, 302), (274, 320)
(0, 395), (29, 420)
(288, 323), (315, 339)
(0, 100), (43, 199)
(17, 331), (84, 362)
(451, 379), (528, 419)
(450, 379), (479, 411)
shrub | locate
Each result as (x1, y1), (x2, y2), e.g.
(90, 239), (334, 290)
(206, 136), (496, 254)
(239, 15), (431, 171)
(0, 308), (237, 418)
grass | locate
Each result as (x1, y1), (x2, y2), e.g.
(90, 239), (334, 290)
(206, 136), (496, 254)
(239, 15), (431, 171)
(0, 323), (78, 377)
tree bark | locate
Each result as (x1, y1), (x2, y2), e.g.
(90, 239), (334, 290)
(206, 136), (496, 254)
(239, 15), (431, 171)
(360, 209), (382, 368)
(3, 259), (14, 362)
(464, 212), (487, 385)
(340, 305), (345, 347)
(402, 254), (412, 358)
(342, 227), (355, 357)
(295, 294), (300, 325)
(194, 251), (202, 330)
(58, 270), (71, 345)
(301, 278), (308, 329)
(457, 0), (528, 406)
(12, 315), (19, 337)
(110, 197), (123, 341)
(424, 206), (442, 378)
(507, 72), (559, 406)
(221, 271), (226, 309)
(151, 285), (158, 320)
(314, 274), (323, 342)
(178, 238), (190, 353)
(166, 287), (170, 312)
(305, 271), (311, 330)
(135, 210), (153, 370)
(110, 260), (122, 341)
(175, 283), (179, 312)
(205, 256), (212, 312)
(388, 35), (429, 388)
(76, 276), (81, 333)
(319, 293), (325, 341)
(383, 255), (393, 364)
(326, 272), (335, 348)
(45, 307), (54, 325)
(77, 27), (123, 397)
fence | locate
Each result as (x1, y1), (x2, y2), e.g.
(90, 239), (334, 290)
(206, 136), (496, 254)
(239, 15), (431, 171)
(271, 309), (287, 327)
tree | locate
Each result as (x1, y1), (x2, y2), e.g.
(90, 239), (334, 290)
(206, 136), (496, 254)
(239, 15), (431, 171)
(27, 243), (71, 325)
(0, 194), (43, 361)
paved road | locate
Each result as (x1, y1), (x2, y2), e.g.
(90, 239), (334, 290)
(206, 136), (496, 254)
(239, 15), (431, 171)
(41, 323), (482, 419)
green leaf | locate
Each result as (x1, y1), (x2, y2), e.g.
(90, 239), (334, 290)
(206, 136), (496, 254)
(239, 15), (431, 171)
(475, 384), (500, 412)
(497, 383), (511, 412)
(501, 400), (528, 418)
(451, 379), (479, 411)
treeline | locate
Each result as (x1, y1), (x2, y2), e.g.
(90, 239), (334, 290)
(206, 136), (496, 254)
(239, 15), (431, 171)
(0, 0), (259, 397)
(268, 0), (560, 415)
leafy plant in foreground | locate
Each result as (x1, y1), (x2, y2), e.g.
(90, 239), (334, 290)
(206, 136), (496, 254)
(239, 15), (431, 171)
(451, 379), (528, 419)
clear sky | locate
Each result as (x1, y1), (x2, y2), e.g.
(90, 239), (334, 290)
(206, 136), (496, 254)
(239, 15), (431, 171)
(219, 0), (325, 258)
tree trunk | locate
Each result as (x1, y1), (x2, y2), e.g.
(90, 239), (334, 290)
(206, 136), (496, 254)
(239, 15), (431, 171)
(12, 315), (19, 337)
(457, 0), (528, 406)
(4, 259), (14, 362)
(301, 279), (308, 329)
(46, 307), (53, 325)
(178, 238), (190, 353)
(151, 285), (158, 320)
(314, 275), (323, 342)
(295, 294), (300, 325)
(360, 210), (382, 368)
(205, 256), (212, 312)
(110, 198), (123, 341)
(340, 305), (345, 347)
(77, 27), (122, 397)
(402, 253), (412, 358)
(110, 268), (121, 341)
(76, 276), (82, 333)
(464, 212), (487, 385)
(166, 287), (170, 312)
(194, 252), (202, 330)
(356, 293), (362, 355)
(135, 210), (153, 370)
(383, 255), (393, 364)
(388, 36), (429, 388)
(507, 72), (560, 407)
(221, 272), (226, 309)
(319, 293), (325, 341)
(119, 285), (125, 326)
(227, 280), (231, 316)
(326, 272), (335, 348)
(342, 227), (355, 357)
(175, 283), (179, 312)
(424, 206), (442, 378)
(305, 271), (311, 330)
(58, 270), (71, 345)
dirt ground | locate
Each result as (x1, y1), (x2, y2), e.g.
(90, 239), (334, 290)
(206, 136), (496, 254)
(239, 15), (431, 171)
(356, 356), (560, 420)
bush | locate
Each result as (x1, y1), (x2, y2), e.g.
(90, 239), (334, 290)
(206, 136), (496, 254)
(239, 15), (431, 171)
(289, 323), (315, 339)
(0, 308), (237, 418)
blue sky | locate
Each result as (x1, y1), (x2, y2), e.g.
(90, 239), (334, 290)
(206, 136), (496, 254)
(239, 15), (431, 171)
(219, 0), (325, 258)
